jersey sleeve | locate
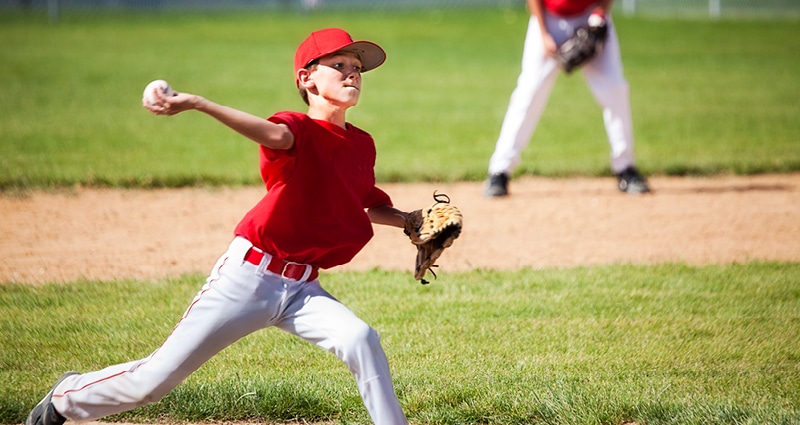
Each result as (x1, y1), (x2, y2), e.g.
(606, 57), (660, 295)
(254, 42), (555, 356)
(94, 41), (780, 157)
(255, 112), (305, 188)
(263, 112), (302, 161)
(363, 185), (392, 209)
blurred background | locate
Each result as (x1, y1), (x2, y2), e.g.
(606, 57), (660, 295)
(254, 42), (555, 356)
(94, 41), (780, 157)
(3, 0), (800, 21)
(2, 0), (799, 188)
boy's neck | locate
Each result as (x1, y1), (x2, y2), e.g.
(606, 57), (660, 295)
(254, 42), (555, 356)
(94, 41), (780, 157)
(307, 104), (349, 129)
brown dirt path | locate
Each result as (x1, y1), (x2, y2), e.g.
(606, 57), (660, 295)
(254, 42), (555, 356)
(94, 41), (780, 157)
(2, 174), (799, 285)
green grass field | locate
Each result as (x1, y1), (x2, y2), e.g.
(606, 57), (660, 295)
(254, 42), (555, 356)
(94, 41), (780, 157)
(2, 8), (800, 425)
(2, 264), (799, 425)
(1, 9), (799, 189)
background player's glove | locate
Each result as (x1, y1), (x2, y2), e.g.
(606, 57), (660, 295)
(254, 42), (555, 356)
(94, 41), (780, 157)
(404, 192), (463, 284)
(555, 9), (608, 74)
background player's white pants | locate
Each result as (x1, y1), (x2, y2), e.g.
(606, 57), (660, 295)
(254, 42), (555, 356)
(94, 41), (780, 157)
(51, 237), (407, 425)
(488, 11), (636, 176)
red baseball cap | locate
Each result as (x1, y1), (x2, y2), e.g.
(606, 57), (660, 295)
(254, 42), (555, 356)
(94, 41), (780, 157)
(294, 28), (386, 80)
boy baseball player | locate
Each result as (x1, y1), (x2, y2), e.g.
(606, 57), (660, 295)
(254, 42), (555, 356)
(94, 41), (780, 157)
(26, 28), (410, 425)
(485, 0), (651, 197)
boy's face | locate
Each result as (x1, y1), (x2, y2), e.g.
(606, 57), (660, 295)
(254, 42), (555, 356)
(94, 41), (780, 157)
(306, 51), (364, 107)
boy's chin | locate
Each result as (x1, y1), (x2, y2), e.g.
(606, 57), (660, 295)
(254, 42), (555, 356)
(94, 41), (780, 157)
(340, 97), (360, 107)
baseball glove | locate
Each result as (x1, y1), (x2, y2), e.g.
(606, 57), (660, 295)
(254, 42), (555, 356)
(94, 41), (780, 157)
(555, 21), (608, 74)
(404, 192), (463, 284)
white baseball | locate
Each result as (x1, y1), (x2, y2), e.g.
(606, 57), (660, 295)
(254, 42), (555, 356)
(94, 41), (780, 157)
(143, 79), (175, 105)
(588, 13), (606, 28)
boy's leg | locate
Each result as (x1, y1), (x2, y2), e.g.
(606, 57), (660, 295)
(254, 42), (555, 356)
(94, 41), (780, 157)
(49, 238), (282, 422)
(488, 16), (561, 177)
(581, 18), (636, 174)
(276, 281), (407, 425)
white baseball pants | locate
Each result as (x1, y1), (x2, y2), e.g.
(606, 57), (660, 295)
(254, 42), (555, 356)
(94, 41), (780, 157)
(488, 11), (636, 176)
(50, 237), (407, 425)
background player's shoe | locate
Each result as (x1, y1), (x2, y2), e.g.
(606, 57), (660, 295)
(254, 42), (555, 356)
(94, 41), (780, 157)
(484, 173), (509, 197)
(26, 372), (80, 425)
(616, 166), (651, 194)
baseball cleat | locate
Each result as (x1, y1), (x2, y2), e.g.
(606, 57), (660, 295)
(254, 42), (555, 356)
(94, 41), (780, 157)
(484, 173), (509, 197)
(26, 371), (80, 425)
(616, 166), (651, 194)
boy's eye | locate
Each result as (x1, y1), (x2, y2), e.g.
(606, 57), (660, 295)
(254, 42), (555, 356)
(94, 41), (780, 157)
(331, 62), (363, 73)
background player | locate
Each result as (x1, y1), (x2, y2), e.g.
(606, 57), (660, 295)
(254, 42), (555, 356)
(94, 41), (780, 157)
(26, 28), (410, 425)
(484, 0), (651, 197)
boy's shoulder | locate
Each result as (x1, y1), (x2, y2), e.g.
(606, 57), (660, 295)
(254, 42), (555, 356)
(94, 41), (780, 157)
(267, 110), (312, 130)
(269, 110), (308, 122)
(269, 111), (372, 140)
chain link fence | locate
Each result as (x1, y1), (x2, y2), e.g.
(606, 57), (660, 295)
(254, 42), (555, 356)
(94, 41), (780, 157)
(620, 0), (800, 18)
(2, 0), (515, 10)
(3, 0), (800, 18)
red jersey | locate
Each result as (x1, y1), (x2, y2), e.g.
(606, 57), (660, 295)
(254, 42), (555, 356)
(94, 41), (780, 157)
(234, 111), (392, 269)
(543, 0), (597, 16)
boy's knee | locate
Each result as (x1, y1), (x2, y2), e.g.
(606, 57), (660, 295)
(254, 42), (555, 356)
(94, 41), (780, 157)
(349, 322), (381, 347)
(337, 323), (381, 361)
(128, 386), (166, 407)
(123, 374), (177, 406)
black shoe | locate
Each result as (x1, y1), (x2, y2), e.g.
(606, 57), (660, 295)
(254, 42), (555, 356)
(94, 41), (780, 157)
(616, 166), (651, 194)
(26, 372), (80, 425)
(484, 173), (509, 197)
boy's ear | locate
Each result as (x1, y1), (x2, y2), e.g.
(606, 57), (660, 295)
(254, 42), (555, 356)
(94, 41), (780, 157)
(297, 68), (314, 89)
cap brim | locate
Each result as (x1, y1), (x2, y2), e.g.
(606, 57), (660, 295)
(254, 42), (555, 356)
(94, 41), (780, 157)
(340, 41), (386, 72)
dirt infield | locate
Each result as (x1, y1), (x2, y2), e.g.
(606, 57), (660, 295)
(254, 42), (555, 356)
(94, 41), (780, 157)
(2, 174), (799, 284)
